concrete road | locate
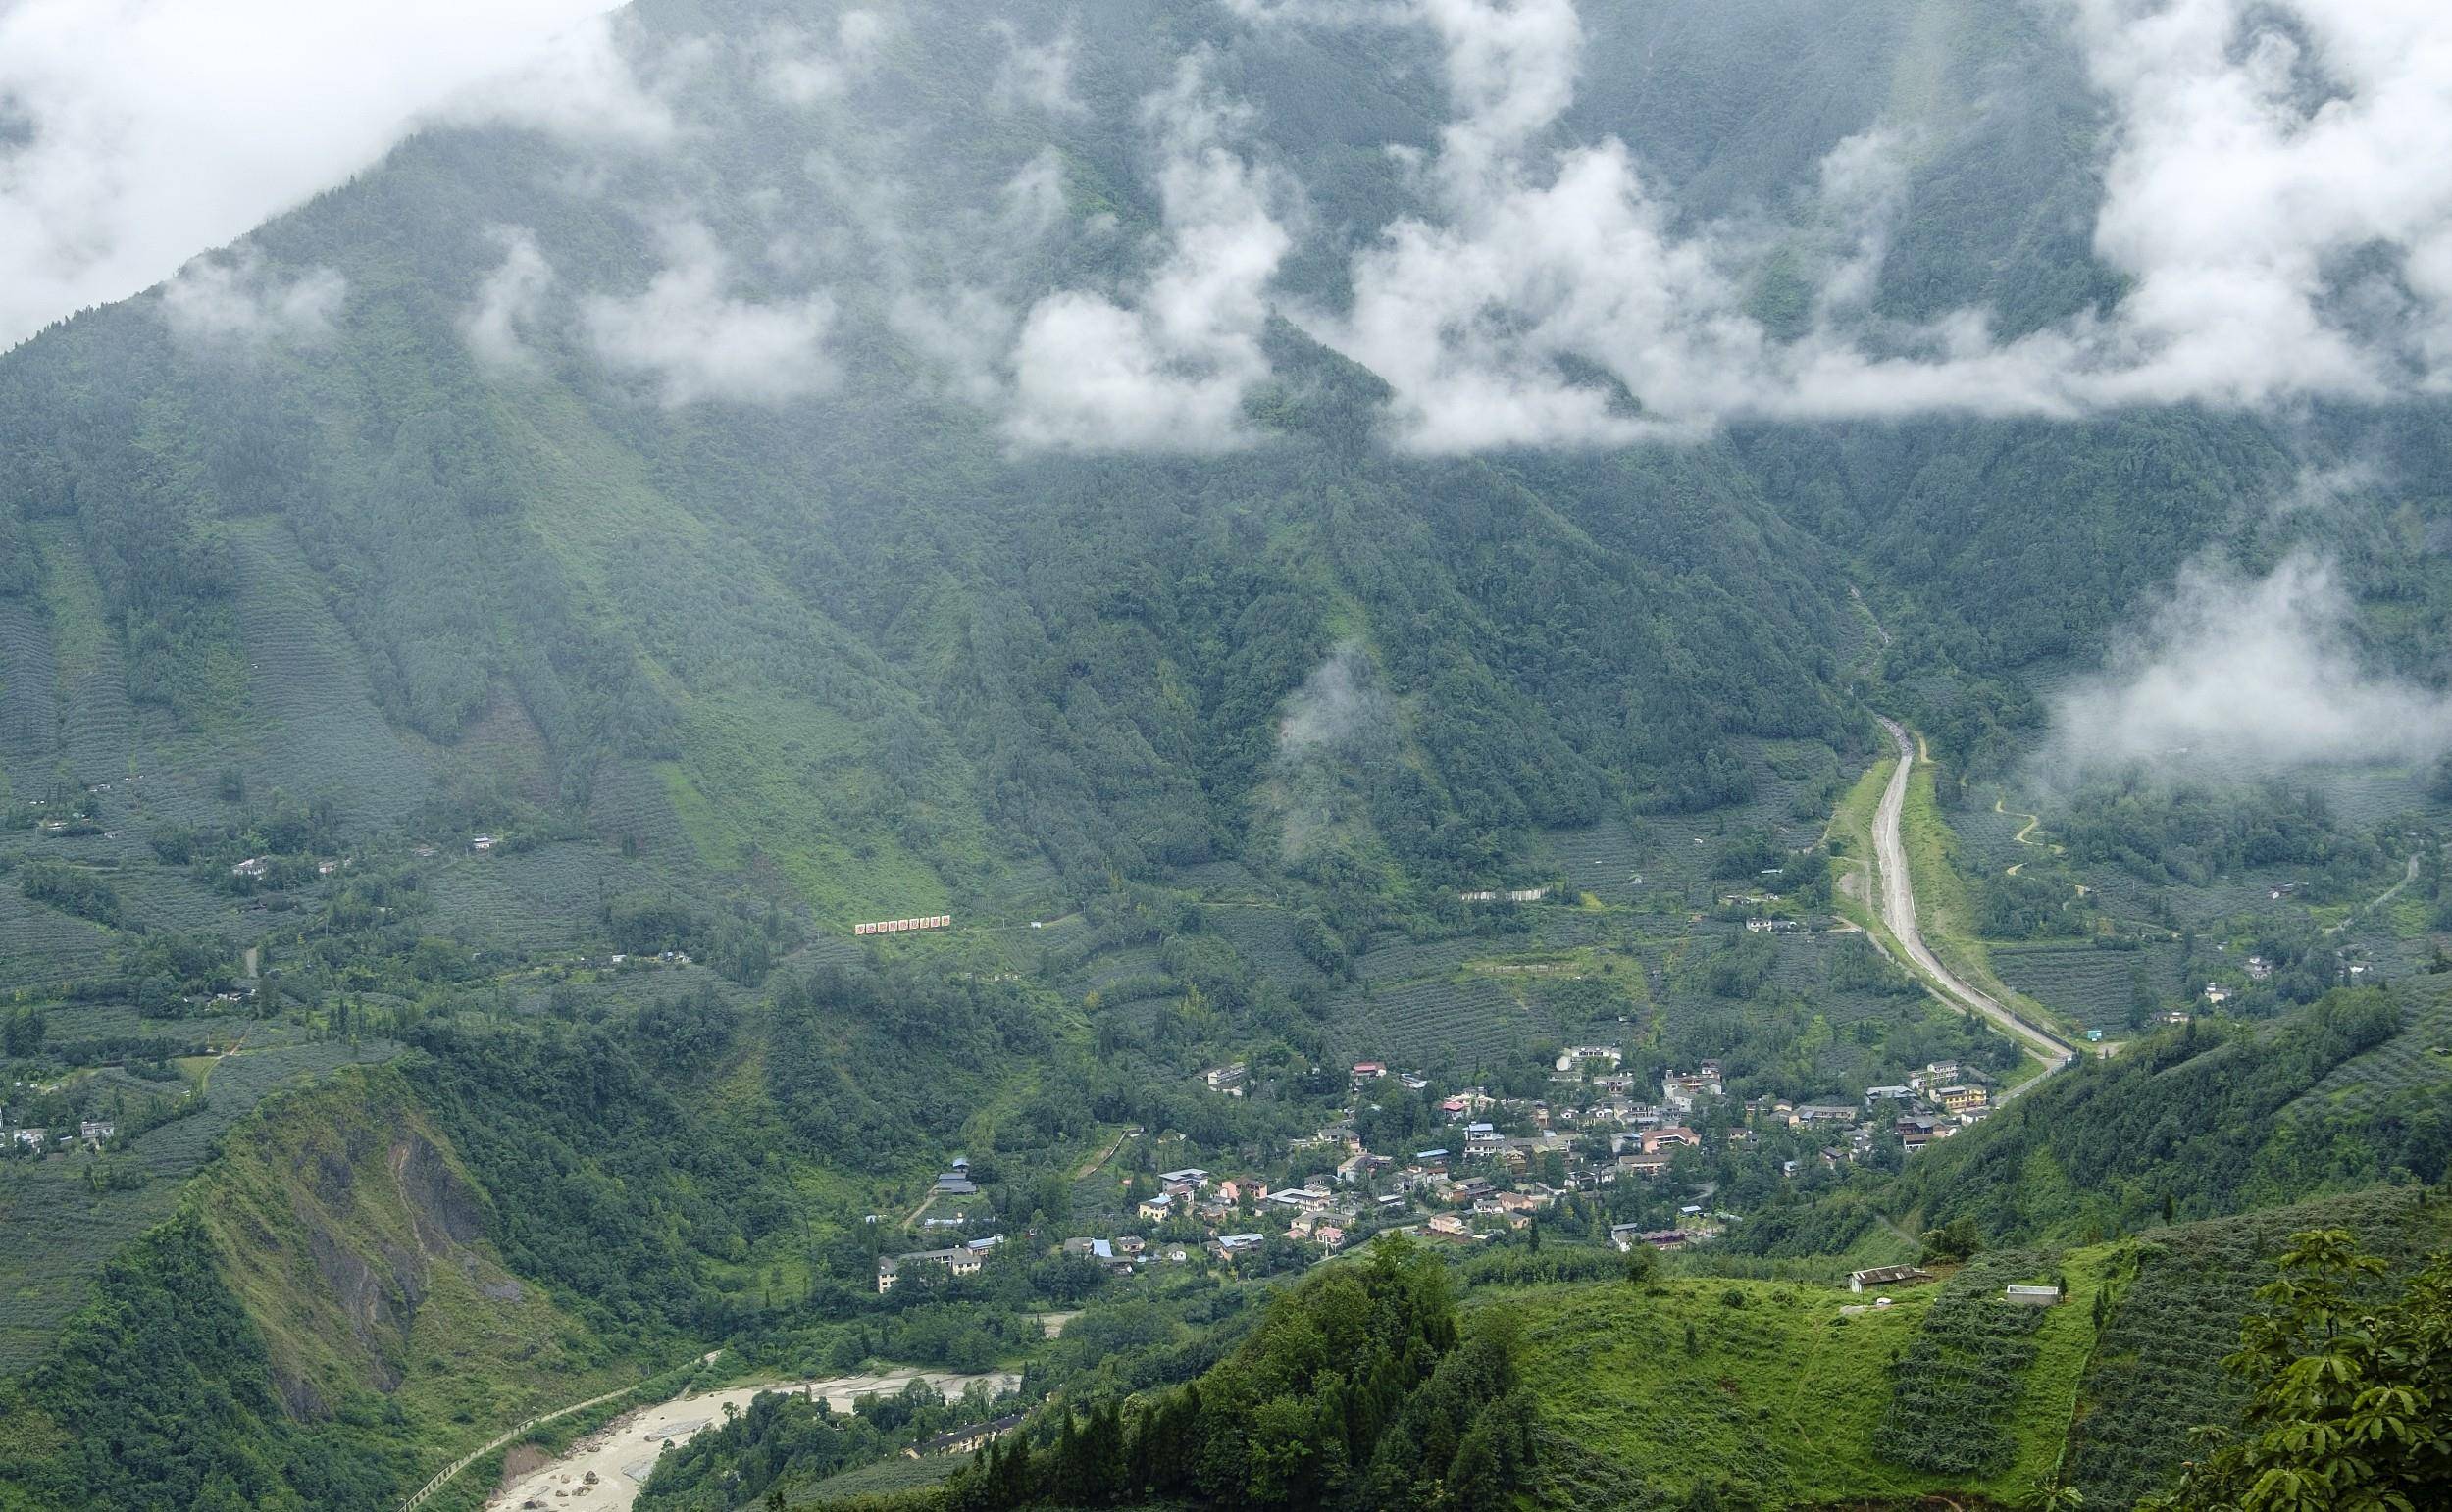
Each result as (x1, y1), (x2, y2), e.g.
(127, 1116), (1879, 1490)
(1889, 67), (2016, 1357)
(1871, 718), (2074, 1086)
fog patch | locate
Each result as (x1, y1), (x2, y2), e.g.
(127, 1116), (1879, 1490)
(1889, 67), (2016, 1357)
(759, 10), (891, 106)
(580, 220), (836, 406)
(1272, 639), (1395, 860)
(2044, 551), (2452, 780)
(459, 227), (553, 376)
(992, 20), (1086, 117)
(160, 249), (344, 347)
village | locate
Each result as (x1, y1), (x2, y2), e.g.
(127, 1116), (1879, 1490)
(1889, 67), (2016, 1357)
(869, 1042), (2004, 1295)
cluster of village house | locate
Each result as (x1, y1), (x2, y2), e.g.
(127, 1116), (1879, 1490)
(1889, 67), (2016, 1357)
(1214, 1048), (2000, 1201)
(878, 1050), (2006, 1293)
(1, 1114), (115, 1152)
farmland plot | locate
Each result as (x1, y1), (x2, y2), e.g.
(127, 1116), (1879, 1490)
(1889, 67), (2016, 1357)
(2065, 1187), (2452, 1507)
(1990, 942), (2185, 1025)
(1326, 976), (1549, 1068)
(225, 523), (434, 830)
(2284, 978), (2452, 1120)
(0, 883), (118, 992)
(1353, 934), (1484, 983)
(0, 597), (59, 790)
(1205, 905), (1331, 995)
(427, 843), (665, 954)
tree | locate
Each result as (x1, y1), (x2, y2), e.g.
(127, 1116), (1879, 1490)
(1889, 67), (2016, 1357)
(1920, 1215), (1982, 1262)
(2148, 1229), (2451, 1511)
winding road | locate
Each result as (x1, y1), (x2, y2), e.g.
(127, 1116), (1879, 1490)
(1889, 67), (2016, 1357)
(1871, 719), (2076, 1086)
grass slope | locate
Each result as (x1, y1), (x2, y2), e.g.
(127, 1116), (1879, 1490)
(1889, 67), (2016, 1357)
(0, 1039), (400, 1373)
(193, 1065), (631, 1470)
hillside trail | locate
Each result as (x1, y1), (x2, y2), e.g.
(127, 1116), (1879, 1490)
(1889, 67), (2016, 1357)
(1073, 1126), (1132, 1181)
(1993, 796), (2051, 876)
(2325, 853), (2422, 937)
(1871, 719), (2075, 1086)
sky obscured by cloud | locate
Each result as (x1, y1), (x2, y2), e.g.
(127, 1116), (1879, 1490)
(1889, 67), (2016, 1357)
(7, 0), (2451, 447)
(0, 0), (625, 351)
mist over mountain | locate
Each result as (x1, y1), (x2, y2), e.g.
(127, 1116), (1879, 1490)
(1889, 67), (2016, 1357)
(4, 4), (2451, 1511)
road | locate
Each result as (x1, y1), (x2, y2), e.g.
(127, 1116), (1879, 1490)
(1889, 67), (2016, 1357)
(1871, 719), (2075, 1085)
(2327, 852), (2422, 936)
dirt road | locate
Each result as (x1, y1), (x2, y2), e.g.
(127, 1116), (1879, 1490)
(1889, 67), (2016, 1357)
(1871, 719), (2074, 1085)
(2327, 852), (2422, 936)
(1072, 1126), (1132, 1181)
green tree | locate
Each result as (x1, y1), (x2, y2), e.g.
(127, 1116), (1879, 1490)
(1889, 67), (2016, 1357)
(1921, 1215), (1982, 1262)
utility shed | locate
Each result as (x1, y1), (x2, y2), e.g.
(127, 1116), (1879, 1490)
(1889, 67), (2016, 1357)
(1847, 1264), (1932, 1293)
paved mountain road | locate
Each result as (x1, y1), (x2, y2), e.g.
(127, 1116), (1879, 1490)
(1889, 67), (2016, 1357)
(1871, 719), (2075, 1089)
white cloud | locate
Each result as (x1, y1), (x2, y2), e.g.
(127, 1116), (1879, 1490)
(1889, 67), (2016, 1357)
(1004, 56), (1293, 451)
(2046, 549), (2452, 775)
(991, 21), (1086, 117)
(459, 226), (554, 375)
(1260, 0), (2452, 448)
(2063, 0), (2452, 405)
(1272, 637), (1394, 860)
(0, 0), (615, 351)
(760, 10), (891, 105)
(580, 220), (836, 406)
(159, 248), (344, 347)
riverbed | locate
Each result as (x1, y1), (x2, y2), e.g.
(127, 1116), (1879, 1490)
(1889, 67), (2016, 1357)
(485, 1367), (1022, 1511)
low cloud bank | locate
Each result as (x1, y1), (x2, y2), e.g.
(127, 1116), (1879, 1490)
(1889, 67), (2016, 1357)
(37, 0), (2452, 446)
(2045, 552), (2452, 779)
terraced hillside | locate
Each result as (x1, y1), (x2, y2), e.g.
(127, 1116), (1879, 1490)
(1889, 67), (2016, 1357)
(1513, 1186), (2452, 1511)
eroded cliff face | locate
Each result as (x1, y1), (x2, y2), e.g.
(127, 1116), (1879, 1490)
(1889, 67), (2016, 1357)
(194, 1066), (603, 1427)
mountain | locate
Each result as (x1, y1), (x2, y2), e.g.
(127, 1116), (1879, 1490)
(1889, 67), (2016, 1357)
(4, 2), (2451, 1509)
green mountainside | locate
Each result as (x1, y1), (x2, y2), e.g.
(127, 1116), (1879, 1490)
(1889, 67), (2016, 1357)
(4, 1), (2452, 1509)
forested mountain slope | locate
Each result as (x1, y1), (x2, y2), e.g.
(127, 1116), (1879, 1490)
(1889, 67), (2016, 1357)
(4, 2), (2452, 1509)
(1732, 979), (2452, 1260)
